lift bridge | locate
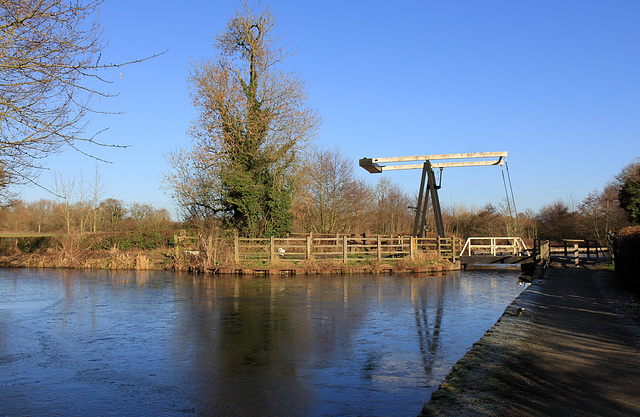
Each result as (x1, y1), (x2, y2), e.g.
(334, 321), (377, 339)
(359, 152), (532, 267)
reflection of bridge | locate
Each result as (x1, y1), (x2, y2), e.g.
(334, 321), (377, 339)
(459, 237), (533, 267)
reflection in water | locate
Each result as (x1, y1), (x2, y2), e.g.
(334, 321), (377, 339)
(0, 269), (524, 417)
(414, 275), (445, 376)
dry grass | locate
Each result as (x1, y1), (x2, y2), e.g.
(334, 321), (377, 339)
(135, 254), (151, 270)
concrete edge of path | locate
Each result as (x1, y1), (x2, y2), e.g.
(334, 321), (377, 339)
(417, 261), (640, 417)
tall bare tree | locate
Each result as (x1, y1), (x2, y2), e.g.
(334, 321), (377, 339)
(164, 2), (321, 237)
(579, 184), (630, 240)
(163, 147), (222, 221)
(537, 201), (582, 240)
(53, 172), (75, 234)
(0, 0), (159, 192)
(28, 198), (56, 232)
(372, 178), (412, 234)
(292, 146), (368, 234)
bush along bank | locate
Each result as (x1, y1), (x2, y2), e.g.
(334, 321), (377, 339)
(613, 226), (640, 294)
(0, 232), (460, 275)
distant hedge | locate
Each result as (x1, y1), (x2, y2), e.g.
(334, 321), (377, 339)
(0, 236), (55, 254)
(0, 230), (177, 255)
(613, 226), (640, 293)
(88, 230), (175, 251)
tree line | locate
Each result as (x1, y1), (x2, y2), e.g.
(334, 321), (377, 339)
(288, 146), (637, 241)
(0, 198), (171, 235)
(2, 148), (636, 244)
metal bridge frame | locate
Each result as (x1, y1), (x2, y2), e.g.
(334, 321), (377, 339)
(359, 152), (508, 238)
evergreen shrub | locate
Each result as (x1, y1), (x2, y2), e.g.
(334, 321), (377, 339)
(614, 226), (640, 293)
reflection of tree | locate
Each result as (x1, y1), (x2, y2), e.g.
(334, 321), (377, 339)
(218, 294), (295, 374)
(414, 278), (445, 376)
(171, 275), (405, 416)
(182, 279), (298, 415)
(173, 277), (351, 416)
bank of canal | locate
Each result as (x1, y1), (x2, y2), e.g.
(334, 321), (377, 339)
(420, 261), (640, 417)
(0, 268), (526, 417)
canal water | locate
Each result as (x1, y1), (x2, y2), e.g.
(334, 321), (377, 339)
(0, 268), (525, 417)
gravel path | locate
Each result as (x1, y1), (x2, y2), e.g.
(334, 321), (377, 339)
(419, 260), (640, 417)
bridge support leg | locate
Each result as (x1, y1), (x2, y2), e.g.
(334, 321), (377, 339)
(427, 162), (445, 239)
(412, 161), (446, 239)
(413, 162), (429, 237)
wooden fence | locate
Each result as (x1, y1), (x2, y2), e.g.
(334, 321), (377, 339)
(232, 235), (463, 263)
(534, 239), (608, 258)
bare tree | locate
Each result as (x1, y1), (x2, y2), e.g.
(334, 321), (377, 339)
(98, 197), (125, 231)
(372, 178), (412, 234)
(127, 202), (171, 230)
(0, 0), (161, 191)
(537, 200), (582, 240)
(28, 199), (56, 233)
(164, 2), (321, 236)
(580, 183), (632, 240)
(163, 147), (223, 221)
(54, 172), (75, 234)
(91, 164), (103, 232)
(292, 146), (368, 234)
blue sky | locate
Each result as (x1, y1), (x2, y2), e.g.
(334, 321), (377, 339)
(19, 1), (640, 216)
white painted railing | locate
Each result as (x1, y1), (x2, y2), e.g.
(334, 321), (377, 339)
(459, 237), (530, 257)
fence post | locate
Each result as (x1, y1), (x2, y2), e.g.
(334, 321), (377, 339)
(410, 236), (414, 260)
(377, 236), (382, 261)
(306, 235), (312, 260)
(538, 240), (550, 265)
(343, 235), (348, 263)
(574, 243), (579, 267)
(173, 234), (179, 259)
(234, 234), (239, 264)
(543, 241), (550, 264)
(270, 236), (275, 262)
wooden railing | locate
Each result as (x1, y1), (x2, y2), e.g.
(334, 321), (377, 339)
(173, 233), (199, 257)
(549, 239), (607, 258)
(173, 234), (609, 267)
(233, 235), (463, 263)
(532, 239), (550, 266)
(533, 239), (608, 267)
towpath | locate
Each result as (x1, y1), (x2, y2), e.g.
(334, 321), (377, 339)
(419, 260), (640, 417)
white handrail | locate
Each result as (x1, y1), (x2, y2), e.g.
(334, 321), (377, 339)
(460, 237), (530, 257)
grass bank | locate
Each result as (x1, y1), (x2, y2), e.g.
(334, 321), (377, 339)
(0, 232), (176, 270)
